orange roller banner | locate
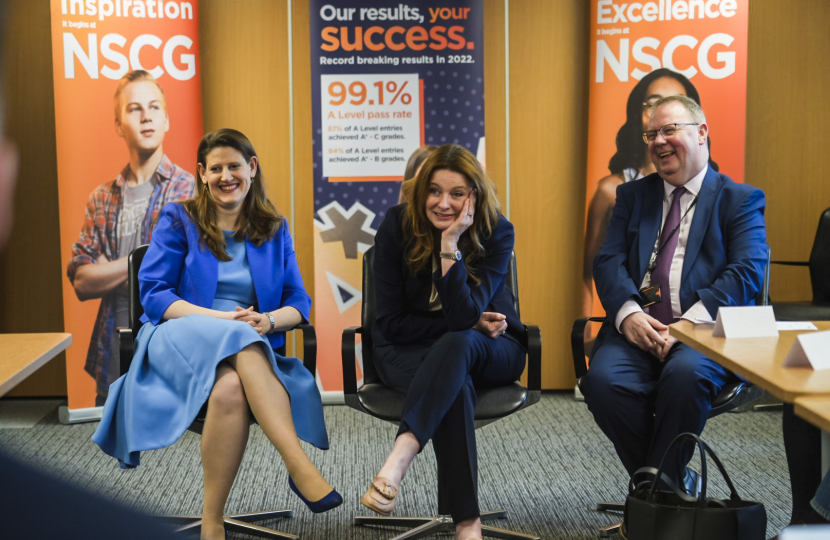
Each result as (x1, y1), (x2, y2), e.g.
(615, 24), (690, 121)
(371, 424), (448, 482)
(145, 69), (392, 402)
(50, 0), (203, 413)
(582, 0), (749, 337)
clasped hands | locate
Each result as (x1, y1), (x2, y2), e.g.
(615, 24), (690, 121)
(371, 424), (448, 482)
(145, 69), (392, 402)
(231, 306), (271, 336)
(620, 311), (677, 362)
(474, 311), (508, 339)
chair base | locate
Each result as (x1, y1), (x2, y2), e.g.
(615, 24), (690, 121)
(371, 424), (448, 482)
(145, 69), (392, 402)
(594, 501), (624, 538)
(354, 509), (540, 540)
(159, 509), (296, 539)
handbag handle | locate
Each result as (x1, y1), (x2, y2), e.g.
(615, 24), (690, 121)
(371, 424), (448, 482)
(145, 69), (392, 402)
(647, 432), (742, 507)
(629, 466), (700, 504)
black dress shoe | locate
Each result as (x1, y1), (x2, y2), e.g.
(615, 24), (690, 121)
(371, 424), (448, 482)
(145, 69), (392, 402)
(682, 467), (702, 497)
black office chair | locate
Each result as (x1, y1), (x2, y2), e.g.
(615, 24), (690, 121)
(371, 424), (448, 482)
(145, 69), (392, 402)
(341, 247), (542, 540)
(119, 244), (318, 540)
(571, 248), (770, 538)
(771, 207), (830, 321)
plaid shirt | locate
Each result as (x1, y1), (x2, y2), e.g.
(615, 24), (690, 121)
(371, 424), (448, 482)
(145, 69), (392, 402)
(67, 155), (194, 395)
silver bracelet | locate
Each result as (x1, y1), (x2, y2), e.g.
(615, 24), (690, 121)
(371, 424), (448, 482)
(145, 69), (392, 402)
(266, 312), (276, 333)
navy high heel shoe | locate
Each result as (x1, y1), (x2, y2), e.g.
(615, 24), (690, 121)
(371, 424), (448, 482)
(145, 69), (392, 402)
(288, 477), (343, 513)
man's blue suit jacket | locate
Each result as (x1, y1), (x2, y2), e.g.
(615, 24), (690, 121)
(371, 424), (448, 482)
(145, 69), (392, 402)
(137, 202), (312, 352)
(592, 166), (768, 349)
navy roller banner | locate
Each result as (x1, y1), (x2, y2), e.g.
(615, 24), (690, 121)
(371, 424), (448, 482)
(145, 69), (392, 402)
(308, 1), (484, 393)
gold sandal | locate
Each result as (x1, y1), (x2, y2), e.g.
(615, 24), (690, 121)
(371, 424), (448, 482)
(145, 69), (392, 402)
(360, 476), (399, 516)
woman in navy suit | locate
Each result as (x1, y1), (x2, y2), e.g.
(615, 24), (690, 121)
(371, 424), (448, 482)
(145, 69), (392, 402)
(361, 144), (527, 540)
(92, 129), (341, 540)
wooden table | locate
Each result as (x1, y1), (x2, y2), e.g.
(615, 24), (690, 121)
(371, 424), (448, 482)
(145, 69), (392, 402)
(0, 333), (72, 397)
(670, 320), (830, 473)
(669, 320), (830, 402)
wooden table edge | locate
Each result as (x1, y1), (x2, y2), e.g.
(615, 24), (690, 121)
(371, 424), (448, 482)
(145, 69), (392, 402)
(795, 396), (830, 434)
(668, 322), (819, 403)
(0, 333), (72, 398)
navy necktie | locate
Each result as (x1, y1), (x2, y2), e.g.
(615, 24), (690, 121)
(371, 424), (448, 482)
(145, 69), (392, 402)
(649, 186), (686, 325)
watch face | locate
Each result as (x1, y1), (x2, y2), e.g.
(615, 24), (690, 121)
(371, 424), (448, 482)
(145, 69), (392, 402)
(453, 250), (461, 260)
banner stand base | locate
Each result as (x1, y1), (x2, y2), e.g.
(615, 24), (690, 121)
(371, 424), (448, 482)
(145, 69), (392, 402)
(58, 405), (102, 425)
(320, 391), (345, 405)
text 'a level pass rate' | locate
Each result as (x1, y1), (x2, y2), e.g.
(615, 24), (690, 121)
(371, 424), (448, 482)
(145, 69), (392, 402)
(321, 73), (421, 179)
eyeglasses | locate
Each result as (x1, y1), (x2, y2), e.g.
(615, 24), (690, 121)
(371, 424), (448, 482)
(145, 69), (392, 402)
(642, 123), (699, 144)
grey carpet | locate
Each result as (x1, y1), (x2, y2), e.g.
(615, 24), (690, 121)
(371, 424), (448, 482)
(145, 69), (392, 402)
(0, 393), (791, 539)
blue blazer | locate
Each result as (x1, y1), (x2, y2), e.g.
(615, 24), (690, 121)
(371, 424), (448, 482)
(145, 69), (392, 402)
(138, 202), (312, 351)
(592, 167), (768, 345)
(372, 204), (524, 348)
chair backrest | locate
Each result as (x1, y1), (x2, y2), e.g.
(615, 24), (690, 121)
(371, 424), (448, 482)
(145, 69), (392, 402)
(128, 245), (149, 337)
(809, 208), (830, 303)
(757, 245), (771, 306)
(359, 246), (520, 385)
(360, 247), (379, 384)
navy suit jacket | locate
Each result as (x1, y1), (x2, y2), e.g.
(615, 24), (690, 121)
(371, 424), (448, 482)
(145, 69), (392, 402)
(372, 204), (523, 348)
(592, 167), (768, 348)
(138, 202), (312, 351)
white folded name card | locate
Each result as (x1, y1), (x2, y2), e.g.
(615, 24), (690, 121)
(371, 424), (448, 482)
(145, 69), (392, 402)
(712, 306), (779, 339)
(782, 331), (830, 371)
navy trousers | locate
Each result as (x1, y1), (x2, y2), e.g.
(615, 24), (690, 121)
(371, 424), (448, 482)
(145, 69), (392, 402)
(374, 329), (526, 523)
(581, 330), (736, 484)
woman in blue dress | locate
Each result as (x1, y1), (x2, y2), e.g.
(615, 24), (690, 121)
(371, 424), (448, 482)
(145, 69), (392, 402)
(92, 128), (342, 540)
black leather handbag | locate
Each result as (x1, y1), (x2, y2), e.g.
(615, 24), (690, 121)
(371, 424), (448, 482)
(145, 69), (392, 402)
(623, 433), (767, 540)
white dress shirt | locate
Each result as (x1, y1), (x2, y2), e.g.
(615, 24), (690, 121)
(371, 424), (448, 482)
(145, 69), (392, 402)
(615, 165), (714, 332)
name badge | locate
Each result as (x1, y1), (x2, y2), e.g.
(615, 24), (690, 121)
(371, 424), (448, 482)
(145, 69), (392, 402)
(639, 284), (662, 308)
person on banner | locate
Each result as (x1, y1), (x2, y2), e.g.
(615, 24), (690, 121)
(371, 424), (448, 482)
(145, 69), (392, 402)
(582, 69), (720, 319)
(67, 70), (195, 406)
(397, 144), (437, 205)
(363, 144), (526, 540)
(91, 129), (342, 540)
(581, 95), (768, 492)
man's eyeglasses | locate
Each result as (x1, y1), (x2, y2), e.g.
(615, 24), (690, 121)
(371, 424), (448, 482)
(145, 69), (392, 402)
(642, 123), (699, 144)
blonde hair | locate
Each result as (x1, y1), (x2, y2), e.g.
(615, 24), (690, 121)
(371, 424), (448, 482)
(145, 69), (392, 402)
(113, 70), (167, 121)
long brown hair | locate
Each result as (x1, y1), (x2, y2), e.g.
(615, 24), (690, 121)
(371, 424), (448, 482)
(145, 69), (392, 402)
(398, 145), (437, 204)
(184, 129), (282, 261)
(401, 144), (500, 284)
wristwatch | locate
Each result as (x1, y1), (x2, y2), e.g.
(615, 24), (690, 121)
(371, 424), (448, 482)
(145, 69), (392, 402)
(265, 312), (276, 333)
(439, 250), (462, 261)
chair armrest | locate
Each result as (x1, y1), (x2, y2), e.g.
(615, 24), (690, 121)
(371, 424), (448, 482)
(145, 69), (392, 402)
(341, 326), (362, 396)
(118, 327), (134, 377)
(571, 317), (606, 380)
(524, 324), (542, 391)
(293, 324), (317, 376)
(771, 260), (809, 267)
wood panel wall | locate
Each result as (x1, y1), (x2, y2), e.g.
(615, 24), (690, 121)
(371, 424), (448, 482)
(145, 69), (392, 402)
(508, 1), (590, 388)
(0, 0), (67, 396)
(2, 0), (829, 396)
(291, 0), (315, 324)
(746, 0), (830, 303)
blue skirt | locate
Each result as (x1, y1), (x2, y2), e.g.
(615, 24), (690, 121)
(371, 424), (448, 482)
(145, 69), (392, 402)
(91, 315), (329, 468)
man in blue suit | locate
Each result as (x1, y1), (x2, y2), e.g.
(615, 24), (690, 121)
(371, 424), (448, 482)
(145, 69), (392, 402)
(582, 95), (768, 488)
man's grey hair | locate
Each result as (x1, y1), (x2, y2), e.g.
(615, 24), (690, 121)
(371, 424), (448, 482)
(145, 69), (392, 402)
(652, 94), (706, 124)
